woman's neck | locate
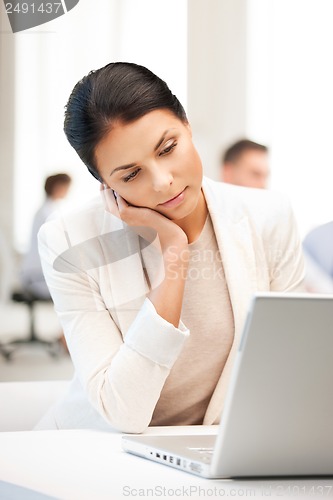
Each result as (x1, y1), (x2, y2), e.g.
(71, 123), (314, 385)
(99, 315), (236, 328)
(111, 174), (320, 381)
(175, 189), (208, 244)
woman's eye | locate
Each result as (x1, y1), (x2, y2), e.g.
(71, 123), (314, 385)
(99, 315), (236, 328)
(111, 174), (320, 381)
(123, 168), (140, 183)
(160, 142), (177, 156)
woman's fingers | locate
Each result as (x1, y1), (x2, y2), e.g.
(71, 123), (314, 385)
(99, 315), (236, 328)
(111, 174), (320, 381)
(114, 192), (128, 210)
(103, 190), (187, 250)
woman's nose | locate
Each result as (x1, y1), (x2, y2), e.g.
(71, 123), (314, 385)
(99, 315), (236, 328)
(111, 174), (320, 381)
(151, 168), (173, 192)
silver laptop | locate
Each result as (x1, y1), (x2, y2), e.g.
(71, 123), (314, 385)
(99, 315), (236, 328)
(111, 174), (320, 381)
(122, 293), (333, 478)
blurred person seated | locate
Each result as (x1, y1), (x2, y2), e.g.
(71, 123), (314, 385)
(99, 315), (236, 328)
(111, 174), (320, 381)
(221, 139), (270, 189)
(303, 221), (333, 293)
(14, 173), (72, 352)
(20, 173), (72, 300)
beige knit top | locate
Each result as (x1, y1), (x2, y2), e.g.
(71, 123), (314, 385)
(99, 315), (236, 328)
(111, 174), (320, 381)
(151, 215), (234, 425)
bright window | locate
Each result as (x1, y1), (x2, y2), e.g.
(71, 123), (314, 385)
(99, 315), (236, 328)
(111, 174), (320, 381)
(247, 0), (333, 237)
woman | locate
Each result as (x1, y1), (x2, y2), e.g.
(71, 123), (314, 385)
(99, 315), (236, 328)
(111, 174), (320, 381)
(37, 62), (304, 432)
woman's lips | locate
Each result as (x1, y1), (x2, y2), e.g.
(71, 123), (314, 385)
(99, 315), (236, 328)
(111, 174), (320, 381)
(158, 188), (186, 208)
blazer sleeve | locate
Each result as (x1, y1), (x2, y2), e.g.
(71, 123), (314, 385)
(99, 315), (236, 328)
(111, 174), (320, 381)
(38, 219), (189, 433)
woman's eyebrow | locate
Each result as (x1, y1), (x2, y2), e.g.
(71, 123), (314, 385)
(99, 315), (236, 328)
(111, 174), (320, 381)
(110, 163), (136, 176)
(154, 128), (175, 151)
(110, 128), (176, 176)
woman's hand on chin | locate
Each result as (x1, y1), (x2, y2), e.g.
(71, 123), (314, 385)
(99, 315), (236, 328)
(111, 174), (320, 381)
(115, 192), (188, 253)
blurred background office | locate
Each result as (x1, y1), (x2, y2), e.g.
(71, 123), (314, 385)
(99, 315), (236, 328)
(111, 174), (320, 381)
(1, 0), (333, 379)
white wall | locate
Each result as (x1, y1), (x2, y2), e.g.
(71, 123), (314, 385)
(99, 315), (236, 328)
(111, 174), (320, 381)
(187, 0), (248, 179)
(113, 0), (187, 108)
(247, 0), (333, 237)
(0, 4), (15, 242)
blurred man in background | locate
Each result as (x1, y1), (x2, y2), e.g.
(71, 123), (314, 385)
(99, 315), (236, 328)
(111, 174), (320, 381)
(221, 139), (270, 189)
(21, 173), (72, 299)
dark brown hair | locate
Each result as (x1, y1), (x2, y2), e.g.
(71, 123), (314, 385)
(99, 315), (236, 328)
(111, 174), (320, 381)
(44, 173), (71, 197)
(222, 139), (268, 165)
(64, 62), (187, 182)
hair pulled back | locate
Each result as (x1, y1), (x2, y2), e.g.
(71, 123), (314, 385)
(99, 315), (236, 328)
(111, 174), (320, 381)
(64, 62), (187, 181)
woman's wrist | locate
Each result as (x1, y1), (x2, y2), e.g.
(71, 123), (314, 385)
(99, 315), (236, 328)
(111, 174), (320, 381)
(164, 245), (189, 262)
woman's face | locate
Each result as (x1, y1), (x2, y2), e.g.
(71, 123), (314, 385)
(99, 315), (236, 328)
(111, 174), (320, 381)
(95, 109), (203, 221)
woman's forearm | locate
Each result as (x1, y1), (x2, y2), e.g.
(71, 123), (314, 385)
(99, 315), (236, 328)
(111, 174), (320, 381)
(148, 244), (189, 327)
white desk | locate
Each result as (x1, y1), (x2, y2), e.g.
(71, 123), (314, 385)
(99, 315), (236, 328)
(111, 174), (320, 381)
(0, 426), (332, 500)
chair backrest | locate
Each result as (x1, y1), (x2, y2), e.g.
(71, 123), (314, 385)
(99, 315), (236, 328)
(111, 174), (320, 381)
(0, 380), (69, 431)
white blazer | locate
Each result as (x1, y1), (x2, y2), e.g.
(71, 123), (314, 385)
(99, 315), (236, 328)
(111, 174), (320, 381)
(37, 177), (304, 432)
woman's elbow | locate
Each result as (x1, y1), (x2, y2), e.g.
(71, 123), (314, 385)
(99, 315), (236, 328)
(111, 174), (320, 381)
(105, 413), (150, 434)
